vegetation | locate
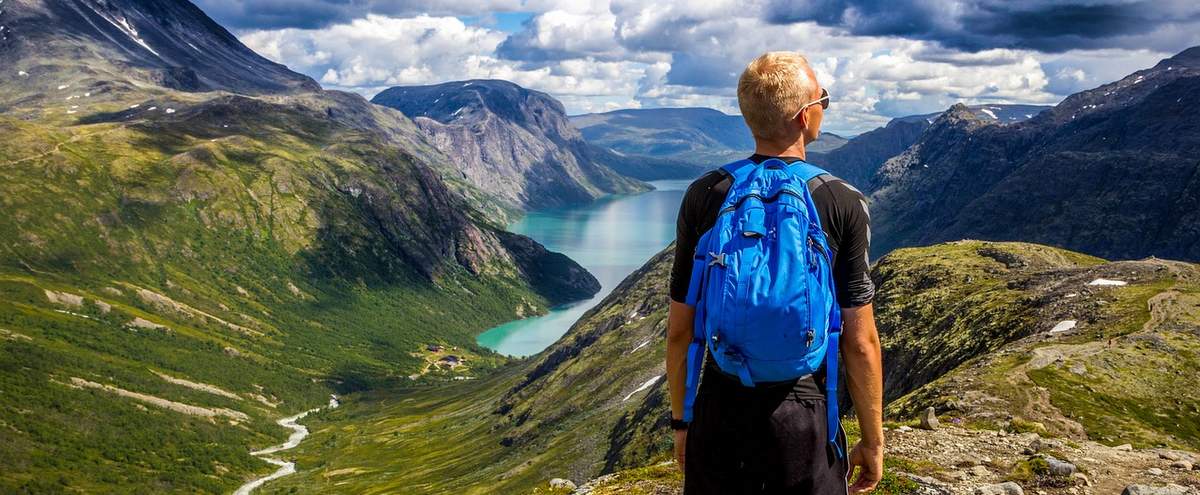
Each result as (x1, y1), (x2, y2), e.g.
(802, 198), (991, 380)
(0, 86), (585, 492)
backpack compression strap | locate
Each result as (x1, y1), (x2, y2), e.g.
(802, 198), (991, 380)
(825, 302), (844, 458)
(681, 160), (756, 422)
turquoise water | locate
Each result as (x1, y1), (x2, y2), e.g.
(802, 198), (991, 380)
(476, 180), (692, 357)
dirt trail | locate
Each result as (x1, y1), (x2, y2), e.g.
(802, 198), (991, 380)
(0, 124), (125, 167)
(997, 289), (1181, 438)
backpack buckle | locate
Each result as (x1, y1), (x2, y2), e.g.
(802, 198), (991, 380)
(707, 252), (726, 268)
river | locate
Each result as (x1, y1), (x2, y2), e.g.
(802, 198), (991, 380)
(476, 179), (692, 357)
(232, 395), (340, 495)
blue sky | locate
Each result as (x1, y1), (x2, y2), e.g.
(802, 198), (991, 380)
(194, 0), (1200, 135)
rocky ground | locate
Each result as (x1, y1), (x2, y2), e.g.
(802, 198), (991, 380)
(534, 424), (1200, 495)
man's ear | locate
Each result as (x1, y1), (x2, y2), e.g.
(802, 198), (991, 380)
(794, 106), (809, 133)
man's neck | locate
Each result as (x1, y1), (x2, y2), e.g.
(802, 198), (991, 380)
(753, 139), (807, 160)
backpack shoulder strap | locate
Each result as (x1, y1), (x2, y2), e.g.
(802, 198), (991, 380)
(788, 160), (831, 183)
(719, 159), (758, 185)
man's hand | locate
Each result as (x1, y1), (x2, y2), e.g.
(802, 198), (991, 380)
(846, 440), (883, 493)
(673, 429), (688, 471)
(841, 304), (884, 493)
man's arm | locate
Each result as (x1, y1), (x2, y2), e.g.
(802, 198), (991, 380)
(842, 303), (883, 493)
(667, 301), (695, 422)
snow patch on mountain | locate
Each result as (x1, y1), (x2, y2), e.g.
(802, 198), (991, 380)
(623, 375), (662, 402)
(87, 2), (160, 57)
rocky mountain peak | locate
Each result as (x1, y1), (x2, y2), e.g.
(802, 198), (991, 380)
(372, 79), (570, 135)
(371, 79), (648, 211)
(939, 102), (984, 125)
(1157, 45), (1200, 69)
(0, 0), (319, 103)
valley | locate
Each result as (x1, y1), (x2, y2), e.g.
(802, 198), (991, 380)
(1, 0), (1198, 493)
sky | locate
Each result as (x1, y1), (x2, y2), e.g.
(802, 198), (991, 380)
(194, 0), (1200, 135)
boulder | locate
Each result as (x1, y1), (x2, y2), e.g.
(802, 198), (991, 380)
(1045, 457), (1077, 476)
(549, 478), (577, 490)
(1121, 484), (1193, 495)
(1170, 460), (1193, 470)
(919, 407), (940, 430)
(974, 481), (1024, 495)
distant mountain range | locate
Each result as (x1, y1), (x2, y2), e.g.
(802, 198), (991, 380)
(373, 80), (648, 212)
(869, 47), (1200, 261)
(571, 105), (1048, 184)
(569, 107), (848, 178)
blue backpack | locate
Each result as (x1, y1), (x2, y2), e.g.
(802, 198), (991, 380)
(683, 157), (844, 457)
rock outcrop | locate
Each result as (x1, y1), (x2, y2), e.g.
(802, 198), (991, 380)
(372, 80), (648, 212)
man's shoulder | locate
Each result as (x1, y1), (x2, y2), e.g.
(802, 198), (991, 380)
(684, 169), (732, 201)
(809, 173), (866, 201)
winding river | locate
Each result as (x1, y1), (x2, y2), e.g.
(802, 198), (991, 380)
(476, 180), (691, 356)
(233, 395), (340, 495)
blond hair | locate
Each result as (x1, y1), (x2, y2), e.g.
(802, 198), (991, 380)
(737, 51), (819, 141)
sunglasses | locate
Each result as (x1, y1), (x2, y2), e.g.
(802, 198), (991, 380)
(792, 87), (830, 120)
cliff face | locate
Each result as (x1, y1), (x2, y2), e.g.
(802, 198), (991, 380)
(372, 80), (649, 211)
(869, 47), (1200, 261)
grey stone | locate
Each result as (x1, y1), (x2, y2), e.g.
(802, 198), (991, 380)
(1147, 467), (1165, 476)
(1160, 451), (1183, 461)
(919, 406), (940, 430)
(1046, 457), (1077, 476)
(974, 481), (1024, 495)
(549, 478), (576, 490)
(1121, 484), (1193, 495)
(1115, 444), (1134, 451)
(897, 472), (952, 495)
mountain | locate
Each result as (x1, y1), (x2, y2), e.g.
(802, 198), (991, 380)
(371, 80), (649, 212)
(0, 0), (319, 104)
(807, 117), (932, 191)
(570, 107), (849, 179)
(0, 1), (600, 492)
(570, 105), (1045, 184)
(806, 104), (1052, 192)
(570, 107), (758, 158)
(869, 47), (1200, 261)
(268, 240), (1200, 494)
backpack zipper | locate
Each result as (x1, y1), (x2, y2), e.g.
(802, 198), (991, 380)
(718, 189), (806, 215)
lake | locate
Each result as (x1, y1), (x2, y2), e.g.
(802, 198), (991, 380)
(476, 179), (693, 357)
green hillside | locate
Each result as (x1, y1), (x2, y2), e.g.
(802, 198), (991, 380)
(266, 241), (1200, 494)
(0, 83), (602, 492)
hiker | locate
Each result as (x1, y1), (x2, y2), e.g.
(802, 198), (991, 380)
(666, 51), (884, 494)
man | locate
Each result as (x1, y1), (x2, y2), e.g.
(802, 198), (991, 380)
(666, 51), (885, 494)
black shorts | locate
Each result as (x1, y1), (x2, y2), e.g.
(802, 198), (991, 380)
(684, 369), (849, 495)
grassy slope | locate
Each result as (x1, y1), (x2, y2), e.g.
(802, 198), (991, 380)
(272, 241), (1200, 494)
(879, 242), (1200, 450)
(0, 91), (572, 493)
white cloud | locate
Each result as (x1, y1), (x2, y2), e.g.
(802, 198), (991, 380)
(235, 1), (1189, 135)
